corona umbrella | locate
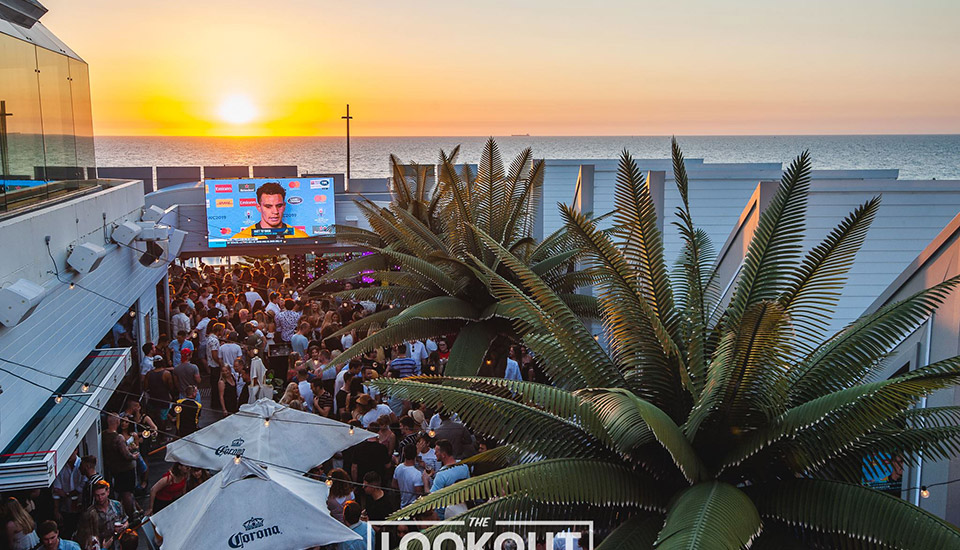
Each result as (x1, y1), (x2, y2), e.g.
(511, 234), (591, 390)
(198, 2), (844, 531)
(150, 458), (360, 549)
(165, 398), (373, 470)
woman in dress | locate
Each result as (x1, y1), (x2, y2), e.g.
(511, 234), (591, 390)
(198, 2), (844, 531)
(218, 364), (239, 416)
(324, 469), (354, 524)
(147, 463), (188, 514)
(2, 497), (38, 550)
(279, 383), (303, 408)
(234, 358), (250, 407)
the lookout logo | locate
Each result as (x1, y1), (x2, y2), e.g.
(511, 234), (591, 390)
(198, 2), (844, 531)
(228, 517), (282, 548)
(215, 437), (246, 458)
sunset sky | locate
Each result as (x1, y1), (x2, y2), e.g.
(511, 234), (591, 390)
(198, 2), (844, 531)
(40, 0), (960, 137)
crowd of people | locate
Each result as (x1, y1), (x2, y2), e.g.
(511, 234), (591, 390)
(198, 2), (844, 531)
(3, 256), (549, 550)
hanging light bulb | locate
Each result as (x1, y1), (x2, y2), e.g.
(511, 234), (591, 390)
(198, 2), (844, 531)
(325, 478), (333, 487)
(54, 394), (63, 404)
(142, 429), (151, 438)
(129, 310), (136, 317)
(921, 486), (931, 499)
(264, 418), (270, 427)
(234, 456), (241, 464)
(81, 382), (90, 392)
(69, 282), (75, 290)
(173, 405), (182, 414)
(428, 430), (436, 438)
(348, 427), (354, 435)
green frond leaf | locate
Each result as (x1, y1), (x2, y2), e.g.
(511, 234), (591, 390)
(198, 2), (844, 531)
(655, 481), (761, 550)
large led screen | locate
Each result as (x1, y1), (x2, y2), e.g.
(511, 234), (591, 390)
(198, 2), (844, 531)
(204, 177), (335, 248)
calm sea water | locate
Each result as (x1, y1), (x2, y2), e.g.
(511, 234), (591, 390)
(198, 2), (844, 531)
(95, 135), (960, 181)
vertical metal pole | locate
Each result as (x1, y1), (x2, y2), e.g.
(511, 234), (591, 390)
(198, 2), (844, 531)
(342, 104), (353, 182)
(0, 100), (11, 178)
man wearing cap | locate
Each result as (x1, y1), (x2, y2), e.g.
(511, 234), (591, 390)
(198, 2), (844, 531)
(173, 348), (201, 400)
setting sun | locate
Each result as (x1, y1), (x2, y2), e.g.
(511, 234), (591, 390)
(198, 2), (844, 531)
(218, 94), (257, 125)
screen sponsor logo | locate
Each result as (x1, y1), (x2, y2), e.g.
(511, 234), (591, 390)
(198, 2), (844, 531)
(220, 227), (232, 235)
(215, 184), (233, 193)
(287, 197), (303, 205)
(239, 198), (258, 207)
(314, 195), (327, 203)
(239, 182), (256, 192)
(216, 199), (234, 208)
(287, 180), (300, 189)
(310, 178), (332, 190)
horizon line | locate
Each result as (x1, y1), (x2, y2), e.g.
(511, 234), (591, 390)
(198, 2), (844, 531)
(94, 132), (960, 139)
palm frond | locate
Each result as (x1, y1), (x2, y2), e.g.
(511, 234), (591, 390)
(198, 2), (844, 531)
(390, 459), (663, 520)
(442, 321), (501, 377)
(387, 296), (480, 324)
(779, 197), (881, 349)
(725, 151), (812, 328)
(655, 481), (761, 550)
(749, 479), (960, 549)
(789, 275), (960, 404)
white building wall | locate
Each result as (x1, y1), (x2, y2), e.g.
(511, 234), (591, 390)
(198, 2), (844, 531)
(0, 181), (168, 452)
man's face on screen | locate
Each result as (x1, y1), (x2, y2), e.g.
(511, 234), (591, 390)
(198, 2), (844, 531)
(257, 193), (286, 228)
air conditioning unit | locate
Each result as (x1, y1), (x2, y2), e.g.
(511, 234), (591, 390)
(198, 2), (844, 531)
(67, 242), (107, 275)
(0, 279), (46, 328)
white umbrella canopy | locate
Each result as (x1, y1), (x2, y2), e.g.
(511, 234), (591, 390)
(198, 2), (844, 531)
(151, 458), (360, 550)
(166, 399), (374, 471)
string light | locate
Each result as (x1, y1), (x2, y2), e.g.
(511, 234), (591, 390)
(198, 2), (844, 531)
(174, 405), (183, 414)
(264, 418), (270, 427)
(142, 429), (151, 438)
(428, 430), (436, 438)
(69, 282), (75, 290)
(234, 456), (241, 464)
(325, 478), (333, 487)
(921, 486), (931, 499)
(348, 427), (354, 435)
(81, 383), (90, 392)
(54, 394), (63, 404)
(129, 310), (136, 317)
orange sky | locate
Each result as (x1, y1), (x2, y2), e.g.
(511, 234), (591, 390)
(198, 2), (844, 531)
(40, 0), (960, 136)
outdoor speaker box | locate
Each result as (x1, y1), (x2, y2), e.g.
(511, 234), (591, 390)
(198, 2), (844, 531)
(136, 223), (171, 241)
(139, 241), (165, 267)
(141, 205), (166, 222)
(167, 229), (187, 259)
(112, 221), (142, 246)
(0, 279), (46, 328)
(66, 242), (106, 275)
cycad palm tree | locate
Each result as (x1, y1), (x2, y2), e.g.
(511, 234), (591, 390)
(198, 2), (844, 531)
(371, 140), (960, 549)
(308, 138), (594, 375)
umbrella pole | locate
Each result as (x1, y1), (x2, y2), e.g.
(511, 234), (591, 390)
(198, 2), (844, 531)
(147, 445), (167, 457)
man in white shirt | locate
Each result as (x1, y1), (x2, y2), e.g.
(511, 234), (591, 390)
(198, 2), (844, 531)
(244, 287), (264, 309)
(334, 360), (363, 398)
(265, 292), (282, 318)
(219, 333), (243, 372)
(392, 444), (424, 508)
(296, 366), (314, 412)
(139, 343), (156, 377)
(171, 304), (192, 336)
(52, 447), (82, 533)
(406, 339), (428, 367)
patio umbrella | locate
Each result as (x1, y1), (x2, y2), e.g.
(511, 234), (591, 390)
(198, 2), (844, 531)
(150, 458), (361, 549)
(166, 398), (373, 471)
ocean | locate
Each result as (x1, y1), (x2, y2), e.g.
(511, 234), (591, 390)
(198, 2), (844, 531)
(95, 135), (960, 181)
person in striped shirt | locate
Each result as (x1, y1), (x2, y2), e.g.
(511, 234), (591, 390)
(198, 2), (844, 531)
(386, 345), (420, 379)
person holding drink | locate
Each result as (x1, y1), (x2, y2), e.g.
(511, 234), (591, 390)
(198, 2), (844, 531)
(87, 481), (127, 550)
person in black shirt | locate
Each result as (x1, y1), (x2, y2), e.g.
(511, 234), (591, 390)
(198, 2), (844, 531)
(343, 420), (391, 489)
(175, 386), (202, 437)
(362, 470), (396, 547)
